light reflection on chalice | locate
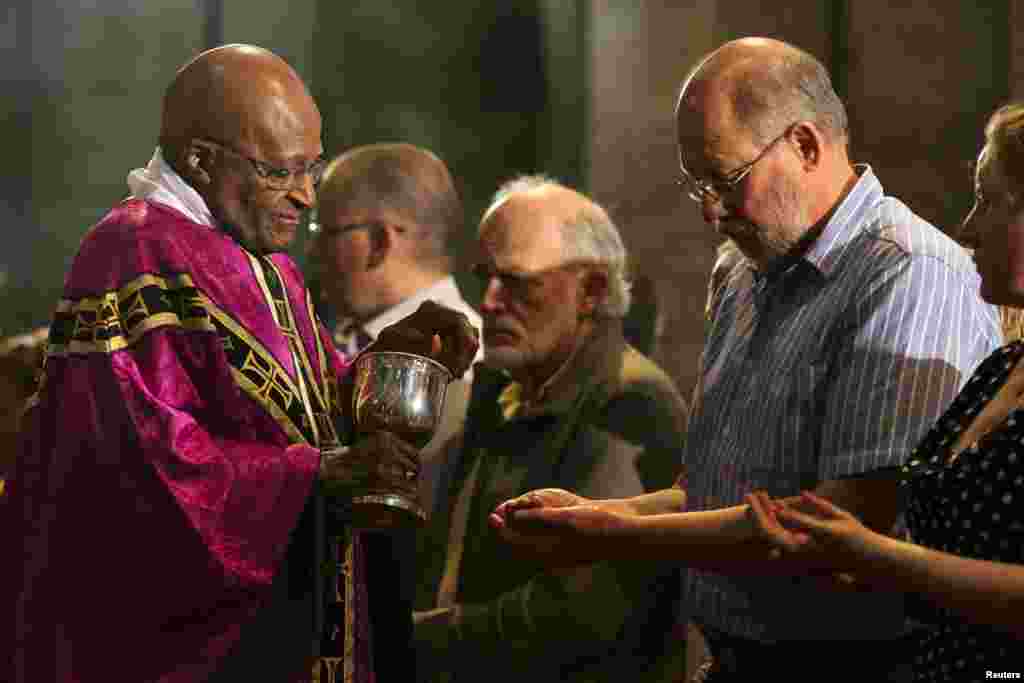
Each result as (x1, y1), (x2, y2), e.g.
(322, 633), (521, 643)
(350, 351), (452, 528)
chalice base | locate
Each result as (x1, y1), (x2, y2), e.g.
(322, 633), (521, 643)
(350, 493), (427, 529)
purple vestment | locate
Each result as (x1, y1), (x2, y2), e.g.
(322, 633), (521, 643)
(6, 200), (372, 682)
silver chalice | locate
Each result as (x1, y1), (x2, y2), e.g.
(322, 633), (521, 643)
(350, 351), (453, 527)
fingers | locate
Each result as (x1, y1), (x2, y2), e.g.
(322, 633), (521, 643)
(332, 431), (422, 496)
(373, 430), (420, 469)
(770, 491), (850, 534)
(491, 492), (538, 527)
(799, 491), (849, 519)
(510, 491), (545, 509)
(402, 302), (480, 378)
(488, 511), (507, 530)
(359, 430), (420, 459)
(746, 492), (807, 552)
(506, 505), (578, 530)
(745, 491), (777, 531)
(773, 506), (834, 536)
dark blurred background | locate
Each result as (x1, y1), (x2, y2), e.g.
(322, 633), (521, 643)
(5, 0), (1021, 397)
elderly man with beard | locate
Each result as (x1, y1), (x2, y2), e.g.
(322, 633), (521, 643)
(5, 45), (477, 683)
(490, 38), (1002, 682)
(413, 176), (690, 682)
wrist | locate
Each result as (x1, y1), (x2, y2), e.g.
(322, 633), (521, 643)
(594, 497), (631, 515)
(843, 526), (897, 576)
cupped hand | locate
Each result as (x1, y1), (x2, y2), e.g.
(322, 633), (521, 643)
(319, 431), (421, 501)
(372, 301), (480, 379)
(489, 488), (588, 530)
(489, 495), (635, 569)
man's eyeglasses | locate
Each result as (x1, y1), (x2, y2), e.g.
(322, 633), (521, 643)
(199, 139), (326, 191)
(677, 125), (792, 205)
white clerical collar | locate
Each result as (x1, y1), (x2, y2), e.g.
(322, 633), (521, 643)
(127, 147), (217, 228)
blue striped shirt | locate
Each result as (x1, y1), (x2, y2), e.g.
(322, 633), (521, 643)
(683, 166), (1002, 641)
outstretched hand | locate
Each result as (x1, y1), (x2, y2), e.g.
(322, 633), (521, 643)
(489, 489), (634, 568)
(372, 301), (480, 379)
(489, 487), (588, 530)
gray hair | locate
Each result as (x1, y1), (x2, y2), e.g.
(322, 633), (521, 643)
(487, 175), (632, 318)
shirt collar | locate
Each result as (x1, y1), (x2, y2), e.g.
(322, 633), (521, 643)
(800, 164), (883, 278)
(127, 147), (217, 228)
(357, 276), (466, 341)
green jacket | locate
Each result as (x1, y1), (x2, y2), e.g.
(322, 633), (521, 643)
(415, 320), (689, 682)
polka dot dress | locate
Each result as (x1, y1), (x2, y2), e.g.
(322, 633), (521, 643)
(901, 343), (1024, 681)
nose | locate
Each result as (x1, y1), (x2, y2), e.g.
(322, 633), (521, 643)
(287, 174), (316, 209)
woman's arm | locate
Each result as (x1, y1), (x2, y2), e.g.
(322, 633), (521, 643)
(861, 533), (1024, 637)
(751, 491), (1024, 638)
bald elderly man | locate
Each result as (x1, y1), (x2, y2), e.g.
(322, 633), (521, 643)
(414, 176), (689, 683)
(491, 38), (1000, 681)
(6, 45), (476, 683)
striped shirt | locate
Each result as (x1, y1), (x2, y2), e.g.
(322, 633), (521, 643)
(683, 166), (1002, 641)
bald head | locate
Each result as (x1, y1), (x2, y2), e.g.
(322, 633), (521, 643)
(160, 44), (320, 172)
(678, 37), (848, 146)
(482, 178), (607, 256)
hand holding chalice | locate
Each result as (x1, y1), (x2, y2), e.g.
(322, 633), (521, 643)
(335, 301), (479, 529)
(347, 351), (452, 527)
(319, 433), (423, 526)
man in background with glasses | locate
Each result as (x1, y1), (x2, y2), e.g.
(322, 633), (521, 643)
(312, 142), (484, 515)
(491, 37), (1000, 681)
(310, 143), (484, 682)
(6, 44), (478, 683)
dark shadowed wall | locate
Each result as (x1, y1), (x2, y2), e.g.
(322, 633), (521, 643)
(10, 1), (1022, 403)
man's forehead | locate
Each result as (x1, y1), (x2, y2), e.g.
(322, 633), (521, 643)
(318, 199), (372, 227)
(676, 84), (751, 170)
(478, 196), (566, 271)
(237, 89), (321, 160)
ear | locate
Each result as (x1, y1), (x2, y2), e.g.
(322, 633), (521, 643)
(578, 269), (609, 318)
(788, 122), (825, 171)
(365, 222), (394, 270)
(182, 140), (214, 186)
